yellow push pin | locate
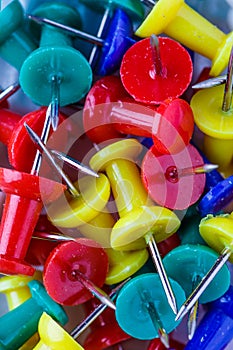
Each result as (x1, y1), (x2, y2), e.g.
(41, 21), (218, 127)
(33, 312), (84, 349)
(135, 0), (233, 76)
(90, 139), (181, 315)
(190, 46), (233, 176)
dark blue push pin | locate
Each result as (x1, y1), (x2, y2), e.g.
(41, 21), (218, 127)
(28, 8), (136, 76)
(185, 285), (233, 350)
(0, 280), (67, 350)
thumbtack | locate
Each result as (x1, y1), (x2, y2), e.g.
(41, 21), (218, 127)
(33, 312), (84, 350)
(20, 2), (92, 131)
(0, 280), (67, 350)
(135, 0), (233, 76)
(163, 244), (230, 339)
(0, 0), (37, 70)
(192, 74), (227, 89)
(43, 238), (112, 308)
(90, 139), (181, 314)
(0, 82), (20, 104)
(28, 9), (135, 76)
(141, 144), (206, 210)
(175, 214), (233, 322)
(191, 46), (233, 175)
(115, 273), (186, 343)
(120, 35), (193, 104)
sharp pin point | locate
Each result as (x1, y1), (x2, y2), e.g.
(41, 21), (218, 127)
(146, 234), (178, 315)
(51, 150), (99, 178)
(50, 75), (61, 131)
(32, 232), (75, 242)
(73, 270), (116, 310)
(192, 75), (227, 89)
(175, 247), (231, 321)
(140, 289), (170, 348)
(24, 123), (79, 197)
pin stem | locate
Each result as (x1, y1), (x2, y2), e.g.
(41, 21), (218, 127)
(0, 82), (20, 103)
(89, 7), (110, 65)
(165, 163), (218, 183)
(141, 0), (155, 7)
(192, 74), (227, 89)
(74, 270), (116, 310)
(24, 123), (79, 197)
(150, 34), (163, 76)
(70, 279), (130, 339)
(30, 106), (52, 176)
(222, 46), (233, 112)
(51, 150), (99, 178)
(32, 232), (75, 242)
(187, 275), (202, 340)
(140, 289), (170, 348)
(176, 247), (231, 321)
(145, 232), (178, 315)
(50, 74), (61, 131)
(28, 14), (104, 46)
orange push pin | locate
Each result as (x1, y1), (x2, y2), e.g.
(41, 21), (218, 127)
(135, 0), (233, 76)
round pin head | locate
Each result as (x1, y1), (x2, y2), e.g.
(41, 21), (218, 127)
(141, 144), (206, 210)
(43, 238), (109, 305)
(120, 36), (193, 105)
(115, 273), (186, 340)
(163, 244), (230, 304)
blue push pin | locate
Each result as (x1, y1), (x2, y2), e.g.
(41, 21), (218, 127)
(185, 285), (233, 350)
(20, 2), (92, 130)
(0, 280), (67, 350)
(0, 0), (37, 70)
(115, 273), (186, 347)
(163, 244), (230, 339)
(28, 8), (136, 76)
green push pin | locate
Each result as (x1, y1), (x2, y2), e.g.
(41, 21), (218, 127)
(0, 0), (37, 70)
(115, 273), (186, 347)
(0, 280), (67, 350)
(163, 244), (230, 339)
(20, 2), (92, 130)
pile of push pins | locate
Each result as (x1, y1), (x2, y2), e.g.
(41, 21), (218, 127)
(0, 0), (233, 349)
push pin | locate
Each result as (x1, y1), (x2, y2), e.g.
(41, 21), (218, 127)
(0, 280), (67, 350)
(28, 8), (135, 76)
(0, 108), (66, 275)
(20, 2), (92, 130)
(33, 312), (84, 350)
(25, 130), (150, 285)
(185, 285), (233, 350)
(175, 214), (233, 322)
(135, 0), (233, 76)
(163, 244), (230, 339)
(115, 273), (186, 346)
(0, 0), (37, 70)
(141, 144), (208, 210)
(90, 139), (181, 314)
(43, 238), (114, 309)
(78, 0), (144, 67)
(191, 46), (233, 176)
(120, 35), (193, 104)
(83, 75), (195, 154)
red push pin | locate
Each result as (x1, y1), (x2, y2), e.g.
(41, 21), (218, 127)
(43, 238), (113, 308)
(120, 35), (193, 105)
(141, 144), (216, 210)
(83, 75), (194, 154)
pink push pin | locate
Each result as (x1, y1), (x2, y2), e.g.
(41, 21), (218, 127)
(120, 35), (193, 105)
(141, 144), (216, 210)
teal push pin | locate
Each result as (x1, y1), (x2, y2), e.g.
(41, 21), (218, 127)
(115, 273), (186, 348)
(19, 2), (92, 130)
(0, 280), (68, 350)
(0, 0), (37, 70)
(163, 244), (230, 339)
